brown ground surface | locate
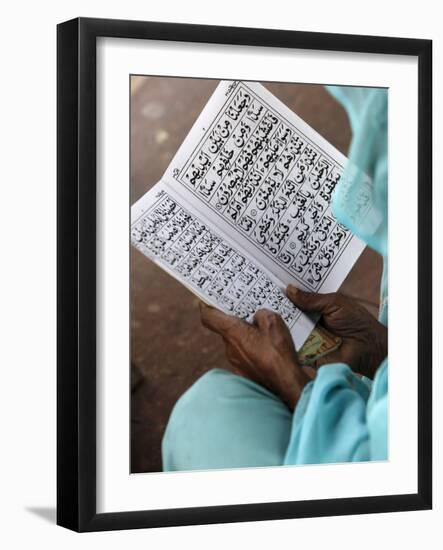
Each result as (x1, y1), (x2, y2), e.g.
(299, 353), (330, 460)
(130, 77), (383, 473)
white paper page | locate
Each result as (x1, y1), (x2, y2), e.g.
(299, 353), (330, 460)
(163, 80), (366, 294)
(131, 181), (314, 349)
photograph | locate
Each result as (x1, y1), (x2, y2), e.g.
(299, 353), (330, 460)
(0, 0), (437, 543)
(130, 76), (388, 474)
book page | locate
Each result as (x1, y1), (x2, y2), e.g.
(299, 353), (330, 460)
(163, 80), (366, 293)
(131, 181), (314, 349)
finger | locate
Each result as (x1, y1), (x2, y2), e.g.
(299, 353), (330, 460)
(199, 302), (244, 336)
(310, 350), (343, 368)
(286, 285), (337, 313)
(302, 365), (317, 380)
(253, 308), (284, 330)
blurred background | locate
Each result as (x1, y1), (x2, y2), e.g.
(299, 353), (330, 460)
(130, 76), (382, 473)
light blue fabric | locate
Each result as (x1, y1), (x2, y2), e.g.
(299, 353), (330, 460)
(283, 360), (388, 465)
(163, 361), (388, 470)
(162, 85), (388, 471)
(162, 368), (293, 470)
(327, 86), (388, 258)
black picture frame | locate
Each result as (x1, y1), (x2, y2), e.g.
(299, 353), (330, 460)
(57, 17), (432, 532)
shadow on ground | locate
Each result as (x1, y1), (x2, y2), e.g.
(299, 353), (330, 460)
(26, 507), (56, 524)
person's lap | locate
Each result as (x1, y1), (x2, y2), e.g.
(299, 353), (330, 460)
(162, 368), (292, 471)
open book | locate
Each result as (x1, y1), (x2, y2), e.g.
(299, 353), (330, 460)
(131, 81), (365, 349)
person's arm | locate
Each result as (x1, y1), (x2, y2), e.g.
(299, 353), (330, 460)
(200, 287), (387, 409)
(200, 304), (310, 410)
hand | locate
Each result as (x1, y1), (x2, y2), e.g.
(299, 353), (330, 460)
(287, 285), (387, 379)
(200, 303), (311, 410)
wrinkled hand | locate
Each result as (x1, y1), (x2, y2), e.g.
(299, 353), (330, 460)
(200, 303), (310, 410)
(287, 285), (387, 379)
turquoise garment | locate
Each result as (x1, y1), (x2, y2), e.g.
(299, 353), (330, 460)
(284, 361), (388, 465)
(327, 86), (388, 259)
(163, 368), (294, 470)
(163, 361), (388, 470)
(162, 86), (388, 471)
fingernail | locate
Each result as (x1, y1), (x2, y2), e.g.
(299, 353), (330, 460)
(288, 284), (298, 294)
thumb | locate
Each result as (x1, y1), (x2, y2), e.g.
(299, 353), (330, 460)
(286, 285), (336, 314)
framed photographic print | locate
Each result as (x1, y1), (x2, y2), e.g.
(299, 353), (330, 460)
(57, 17), (432, 531)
